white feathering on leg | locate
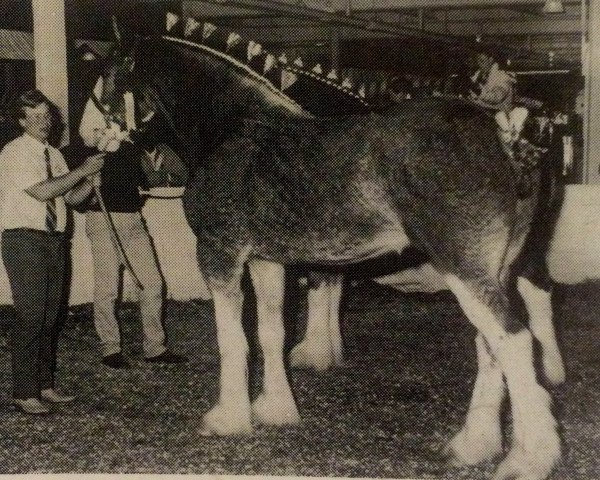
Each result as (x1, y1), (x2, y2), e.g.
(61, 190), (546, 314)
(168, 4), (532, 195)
(249, 260), (300, 426)
(445, 274), (561, 480)
(444, 333), (505, 466)
(289, 278), (335, 371)
(200, 283), (252, 436)
(517, 276), (565, 386)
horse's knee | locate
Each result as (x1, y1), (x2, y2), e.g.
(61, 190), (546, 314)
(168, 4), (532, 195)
(249, 260), (285, 312)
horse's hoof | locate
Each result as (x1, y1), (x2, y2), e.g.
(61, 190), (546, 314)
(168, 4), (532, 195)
(443, 428), (503, 467)
(199, 404), (253, 436)
(492, 444), (560, 480)
(251, 393), (301, 426)
(289, 341), (334, 372)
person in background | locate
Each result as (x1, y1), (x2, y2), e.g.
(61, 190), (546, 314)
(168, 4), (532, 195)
(78, 77), (187, 369)
(0, 90), (105, 414)
(139, 143), (188, 189)
(469, 47), (529, 150)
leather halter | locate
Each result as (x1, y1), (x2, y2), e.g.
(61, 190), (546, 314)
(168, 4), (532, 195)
(89, 91), (114, 129)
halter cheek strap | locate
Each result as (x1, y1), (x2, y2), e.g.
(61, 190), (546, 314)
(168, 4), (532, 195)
(89, 91), (113, 129)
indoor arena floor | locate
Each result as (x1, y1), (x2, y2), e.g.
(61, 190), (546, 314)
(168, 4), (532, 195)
(0, 281), (598, 479)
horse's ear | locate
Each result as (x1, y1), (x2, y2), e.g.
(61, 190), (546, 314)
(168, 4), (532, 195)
(112, 15), (123, 48)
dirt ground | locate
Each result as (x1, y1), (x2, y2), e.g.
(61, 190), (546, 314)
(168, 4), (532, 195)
(0, 280), (598, 479)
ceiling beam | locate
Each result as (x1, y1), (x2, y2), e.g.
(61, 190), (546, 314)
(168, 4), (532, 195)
(328, 0), (580, 10)
(428, 17), (580, 35)
(185, 8), (580, 36)
(186, 0), (469, 45)
(184, 0), (578, 67)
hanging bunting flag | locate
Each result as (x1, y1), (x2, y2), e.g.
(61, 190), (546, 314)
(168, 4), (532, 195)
(247, 41), (263, 62)
(278, 54), (288, 64)
(226, 32), (242, 51)
(293, 57), (304, 68)
(358, 84), (366, 98)
(342, 78), (353, 89)
(185, 18), (200, 37)
(166, 12), (179, 32)
(312, 64), (323, 75)
(281, 70), (298, 91)
(202, 23), (217, 41)
(327, 69), (338, 80)
(263, 54), (276, 74)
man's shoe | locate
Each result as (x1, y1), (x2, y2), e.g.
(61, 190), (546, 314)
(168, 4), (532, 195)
(145, 350), (188, 364)
(13, 398), (50, 415)
(102, 352), (131, 369)
(41, 389), (76, 404)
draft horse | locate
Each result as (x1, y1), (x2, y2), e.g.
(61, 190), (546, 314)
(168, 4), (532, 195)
(98, 27), (564, 480)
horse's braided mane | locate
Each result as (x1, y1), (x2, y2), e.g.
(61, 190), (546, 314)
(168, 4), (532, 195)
(161, 35), (308, 115)
(163, 13), (374, 116)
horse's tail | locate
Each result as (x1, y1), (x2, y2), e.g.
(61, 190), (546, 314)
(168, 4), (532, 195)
(509, 133), (565, 290)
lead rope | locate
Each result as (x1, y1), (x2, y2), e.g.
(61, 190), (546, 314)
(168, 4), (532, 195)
(93, 183), (144, 291)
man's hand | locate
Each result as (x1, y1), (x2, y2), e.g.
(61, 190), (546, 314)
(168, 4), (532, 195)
(80, 153), (105, 176)
(87, 172), (102, 188)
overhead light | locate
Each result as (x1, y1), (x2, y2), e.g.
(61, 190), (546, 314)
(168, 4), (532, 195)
(542, 0), (564, 14)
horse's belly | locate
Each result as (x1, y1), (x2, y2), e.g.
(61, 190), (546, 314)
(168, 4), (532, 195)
(318, 228), (411, 264)
(254, 222), (411, 267)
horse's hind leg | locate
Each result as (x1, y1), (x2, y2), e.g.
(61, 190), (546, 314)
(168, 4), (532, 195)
(444, 333), (505, 465)
(445, 274), (560, 480)
(517, 276), (565, 386)
(289, 272), (344, 371)
(249, 259), (301, 426)
(199, 251), (252, 436)
(327, 274), (344, 367)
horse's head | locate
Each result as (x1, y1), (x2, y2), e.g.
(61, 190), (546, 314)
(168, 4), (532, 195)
(99, 46), (135, 108)
(92, 14), (379, 166)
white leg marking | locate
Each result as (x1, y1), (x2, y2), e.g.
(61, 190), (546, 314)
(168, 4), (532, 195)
(290, 274), (339, 371)
(492, 330), (561, 480)
(327, 275), (345, 367)
(249, 260), (300, 426)
(517, 276), (566, 386)
(200, 282), (252, 436)
(445, 275), (561, 480)
(445, 334), (505, 465)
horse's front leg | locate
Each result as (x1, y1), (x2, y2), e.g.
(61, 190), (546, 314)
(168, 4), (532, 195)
(200, 257), (252, 436)
(289, 272), (344, 371)
(249, 259), (301, 426)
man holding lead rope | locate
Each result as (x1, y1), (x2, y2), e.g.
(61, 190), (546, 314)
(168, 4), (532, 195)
(0, 90), (105, 414)
(78, 75), (187, 370)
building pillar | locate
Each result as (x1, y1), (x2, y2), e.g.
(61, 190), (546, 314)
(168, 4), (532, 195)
(584, 0), (600, 183)
(31, 0), (69, 145)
